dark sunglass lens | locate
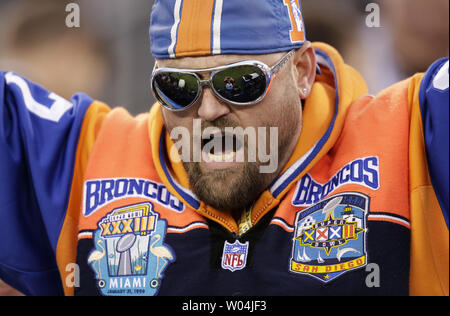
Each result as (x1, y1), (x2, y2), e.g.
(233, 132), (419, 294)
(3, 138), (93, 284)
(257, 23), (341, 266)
(153, 72), (199, 110)
(212, 66), (267, 103)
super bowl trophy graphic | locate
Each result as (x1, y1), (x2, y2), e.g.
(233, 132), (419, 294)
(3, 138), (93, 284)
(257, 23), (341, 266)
(116, 233), (137, 276)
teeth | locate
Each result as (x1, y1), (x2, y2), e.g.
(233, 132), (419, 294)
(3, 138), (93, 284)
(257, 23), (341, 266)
(207, 151), (236, 162)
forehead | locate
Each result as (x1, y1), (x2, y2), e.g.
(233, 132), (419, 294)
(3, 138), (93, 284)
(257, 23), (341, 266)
(156, 52), (285, 70)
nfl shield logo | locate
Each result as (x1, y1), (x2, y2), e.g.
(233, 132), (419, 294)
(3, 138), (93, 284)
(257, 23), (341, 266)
(221, 240), (249, 272)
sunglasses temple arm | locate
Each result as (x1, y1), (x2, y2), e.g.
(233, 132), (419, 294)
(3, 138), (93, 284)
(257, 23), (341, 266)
(271, 49), (296, 75)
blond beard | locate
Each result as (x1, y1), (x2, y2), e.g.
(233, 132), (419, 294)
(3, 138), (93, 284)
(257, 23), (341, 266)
(182, 102), (301, 214)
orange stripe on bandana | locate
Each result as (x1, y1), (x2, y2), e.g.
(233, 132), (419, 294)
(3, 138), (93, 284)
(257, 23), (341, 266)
(175, 0), (215, 57)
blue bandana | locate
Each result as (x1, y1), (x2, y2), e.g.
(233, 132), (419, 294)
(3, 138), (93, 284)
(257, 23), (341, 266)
(150, 0), (306, 59)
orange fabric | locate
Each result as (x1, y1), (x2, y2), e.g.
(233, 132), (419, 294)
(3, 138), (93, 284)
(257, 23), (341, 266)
(410, 186), (449, 295)
(408, 74), (449, 296)
(331, 80), (411, 220)
(56, 101), (110, 296)
(175, 0), (215, 57)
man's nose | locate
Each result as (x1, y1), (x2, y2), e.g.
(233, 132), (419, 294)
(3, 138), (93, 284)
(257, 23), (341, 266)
(197, 88), (230, 121)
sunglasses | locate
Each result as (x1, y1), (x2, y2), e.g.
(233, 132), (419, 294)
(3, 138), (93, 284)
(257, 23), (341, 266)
(151, 49), (296, 111)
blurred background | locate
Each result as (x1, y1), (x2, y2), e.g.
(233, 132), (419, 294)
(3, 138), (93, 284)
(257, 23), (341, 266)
(0, 0), (448, 295)
(0, 0), (448, 115)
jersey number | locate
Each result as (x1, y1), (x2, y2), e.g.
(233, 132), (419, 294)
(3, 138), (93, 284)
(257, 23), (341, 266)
(283, 0), (305, 43)
(433, 60), (449, 91)
(5, 72), (73, 123)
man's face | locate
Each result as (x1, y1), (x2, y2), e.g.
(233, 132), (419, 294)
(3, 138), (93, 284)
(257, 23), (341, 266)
(159, 51), (304, 214)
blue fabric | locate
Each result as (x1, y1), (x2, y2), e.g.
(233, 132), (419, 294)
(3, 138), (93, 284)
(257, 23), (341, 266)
(150, 0), (181, 58)
(218, 0), (305, 55)
(159, 130), (201, 210)
(0, 72), (92, 295)
(150, 0), (306, 58)
(418, 58), (449, 228)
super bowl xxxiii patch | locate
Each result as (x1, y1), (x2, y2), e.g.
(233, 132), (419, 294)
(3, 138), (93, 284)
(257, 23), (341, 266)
(290, 192), (369, 283)
(88, 202), (175, 296)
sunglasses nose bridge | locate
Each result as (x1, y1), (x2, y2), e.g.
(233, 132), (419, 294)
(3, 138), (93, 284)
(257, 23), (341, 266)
(196, 78), (216, 99)
(198, 78), (212, 88)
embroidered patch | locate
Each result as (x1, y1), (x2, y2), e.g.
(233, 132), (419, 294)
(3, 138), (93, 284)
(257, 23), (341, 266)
(290, 192), (369, 283)
(87, 202), (175, 296)
(292, 157), (379, 207)
(83, 178), (185, 217)
(221, 240), (249, 272)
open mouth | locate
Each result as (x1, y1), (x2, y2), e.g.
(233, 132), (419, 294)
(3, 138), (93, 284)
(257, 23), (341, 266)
(201, 132), (244, 164)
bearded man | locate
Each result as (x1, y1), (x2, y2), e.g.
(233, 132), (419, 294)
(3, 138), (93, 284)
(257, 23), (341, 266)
(0, 0), (448, 296)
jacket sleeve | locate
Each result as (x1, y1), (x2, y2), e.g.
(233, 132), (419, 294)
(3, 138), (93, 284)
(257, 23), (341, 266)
(418, 58), (449, 227)
(0, 72), (93, 295)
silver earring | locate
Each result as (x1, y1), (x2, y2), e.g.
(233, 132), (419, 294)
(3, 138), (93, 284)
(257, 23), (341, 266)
(302, 88), (308, 95)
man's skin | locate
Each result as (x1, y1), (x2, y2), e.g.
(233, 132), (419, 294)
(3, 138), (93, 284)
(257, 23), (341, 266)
(0, 280), (23, 296)
(159, 42), (317, 221)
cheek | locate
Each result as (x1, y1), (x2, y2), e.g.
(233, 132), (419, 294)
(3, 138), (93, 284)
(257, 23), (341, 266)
(162, 110), (195, 151)
(264, 87), (303, 151)
(163, 108), (191, 131)
(257, 82), (302, 128)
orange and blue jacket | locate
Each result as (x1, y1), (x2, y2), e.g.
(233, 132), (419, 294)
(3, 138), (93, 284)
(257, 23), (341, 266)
(0, 43), (448, 296)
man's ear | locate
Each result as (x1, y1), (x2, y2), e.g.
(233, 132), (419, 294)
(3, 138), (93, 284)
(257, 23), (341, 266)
(292, 41), (316, 99)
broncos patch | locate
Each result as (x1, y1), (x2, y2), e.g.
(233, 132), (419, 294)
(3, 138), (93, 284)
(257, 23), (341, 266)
(290, 192), (369, 283)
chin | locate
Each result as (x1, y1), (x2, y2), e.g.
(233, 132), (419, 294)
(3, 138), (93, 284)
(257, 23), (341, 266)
(186, 161), (269, 212)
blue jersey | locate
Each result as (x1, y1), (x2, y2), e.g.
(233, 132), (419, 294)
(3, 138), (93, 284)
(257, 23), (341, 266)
(0, 72), (92, 295)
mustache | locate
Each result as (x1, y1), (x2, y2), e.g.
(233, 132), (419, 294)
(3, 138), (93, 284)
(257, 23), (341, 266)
(199, 117), (241, 132)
